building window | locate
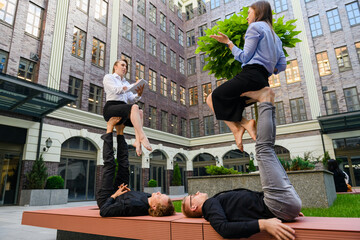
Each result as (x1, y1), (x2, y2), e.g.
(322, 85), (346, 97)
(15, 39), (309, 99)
(135, 62), (145, 80)
(316, 51), (332, 76)
(0, 0), (17, 25)
(274, 0), (288, 13)
(275, 102), (286, 125)
(200, 54), (208, 71)
(225, 12), (235, 19)
(170, 21), (176, 39)
(285, 60), (300, 84)
(0, 50), (9, 73)
(225, 0), (234, 3)
(177, 2), (183, 19)
(122, 15), (132, 41)
(26, 3), (43, 38)
(335, 46), (352, 72)
(290, 98), (307, 123)
(161, 111), (168, 132)
(160, 13), (166, 32)
(190, 118), (200, 137)
(92, 38), (105, 68)
(149, 69), (157, 91)
(160, 43), (167, 63)
(326, 8), (342, 32)
(346, 1), (360, 26)
(178, 29), (184, 46)
(72, 27), (86, 59)
(68, 76), (83, 108)
(124, 0), (132, 5)
(137, 0), (145, 16)
(18, 58), (36, 81)
(219, 121), (231, 134)
(149, 106), (157, 129)
(149, 35), (156, 56)
(169, 0), (175, 12)
(181, 118), (187, 137)
(187, 57), (196, 75)
(216, 79), (227, 87)
(186, 29), (195, 47)
(88, 84), (103, 114)
(204, 115), (214, 136)
(149, 3), (156, 24)
(356, 42), (360, 62)
(324, 91), (339, 115)
(160, 75), (167, 97)
(202, 83), (212, 103)
(309, 15), (323, 37)
(171, 114), (178, 134)
(179, 56), (185, 74)
(171, 81), (177, 101)
(344, 87), (360, 112)
(95, 0), (108, 25)
(76, 0), (88, 13)
(198, 0), (206, 15)
(211, 0), (220, 9)
(121, 53), (131, 80)
(170, 50), (176, 69)
(180, 86), (186, 105)
(211, 18), (220, 27)
(269, 74), (280, 87)
(185, 4), (194, 20)
(136, 26), (145, 50)
(199, 24), (207, 37)
(189, 86), (198, 106)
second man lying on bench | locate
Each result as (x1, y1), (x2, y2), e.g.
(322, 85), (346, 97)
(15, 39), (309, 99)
(97, 117), (175, 217)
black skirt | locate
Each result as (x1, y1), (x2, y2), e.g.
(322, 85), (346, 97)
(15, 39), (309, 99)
(103, 101), (133, 126)
(211, 64), (269, 121)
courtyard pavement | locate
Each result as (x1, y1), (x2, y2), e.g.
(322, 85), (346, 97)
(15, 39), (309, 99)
(0, 194), (187, 240)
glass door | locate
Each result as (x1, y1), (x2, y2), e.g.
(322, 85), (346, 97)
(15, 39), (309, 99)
(0, 151), (21, 205)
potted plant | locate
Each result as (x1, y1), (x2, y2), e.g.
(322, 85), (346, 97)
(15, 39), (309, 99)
(45, 175), (68, 205)
(143, 179), (161, 194)
(169, 163), (185, 195)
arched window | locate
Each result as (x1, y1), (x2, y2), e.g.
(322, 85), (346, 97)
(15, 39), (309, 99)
(193, 153), (215, 176)
(223, 150), (250, 173)
(149, 150), (167, 193)
(128, 145), (141, 191)
(174, 153), (187, 191)
(274, 145), (290, 161)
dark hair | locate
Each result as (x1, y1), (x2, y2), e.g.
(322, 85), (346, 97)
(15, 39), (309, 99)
(250, 1), (273, 28)
(328, 159), (341, 174)
(112, 59), (128, 74)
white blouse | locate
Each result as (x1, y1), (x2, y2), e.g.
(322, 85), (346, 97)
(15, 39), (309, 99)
(103, 73), (141, 104)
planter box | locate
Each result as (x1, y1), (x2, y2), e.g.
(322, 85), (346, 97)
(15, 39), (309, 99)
(20, 189), (69, 206)
(188, 170), (336, 208)
(169, 186), (185, 195)
(143, 187), (161, 194)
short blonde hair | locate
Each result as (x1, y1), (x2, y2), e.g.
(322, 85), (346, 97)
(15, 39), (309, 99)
(181, 196), (202, 218)
(148, 198), (175, 217)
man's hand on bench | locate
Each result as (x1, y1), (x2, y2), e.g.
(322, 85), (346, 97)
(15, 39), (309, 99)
(111, 184), (131, 199)
(259, 218), (295, 240)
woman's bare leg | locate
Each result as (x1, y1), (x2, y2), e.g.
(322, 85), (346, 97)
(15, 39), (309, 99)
(131, 110), (143, 156)
(130, 105), (152, 152)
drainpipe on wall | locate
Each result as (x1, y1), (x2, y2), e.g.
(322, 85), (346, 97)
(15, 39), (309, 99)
(36, 117), (44, 160)
(320, 130), (326, 155)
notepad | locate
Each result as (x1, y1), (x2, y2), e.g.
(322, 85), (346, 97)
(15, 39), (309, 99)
(125, 79), (147, 94)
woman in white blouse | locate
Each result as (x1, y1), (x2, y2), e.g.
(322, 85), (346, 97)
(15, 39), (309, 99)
(103, 59), (152, 156)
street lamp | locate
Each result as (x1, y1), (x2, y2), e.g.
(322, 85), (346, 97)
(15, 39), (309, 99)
(43, 137), (52, 152)
(250, 152), (254, 160)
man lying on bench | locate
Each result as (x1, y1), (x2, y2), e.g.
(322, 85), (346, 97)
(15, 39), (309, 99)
(181, 88), (302, 240)
(97, 117), (175, 217)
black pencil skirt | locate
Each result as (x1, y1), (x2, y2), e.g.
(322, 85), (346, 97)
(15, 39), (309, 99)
(211, 64), (269, 122)
(103, 101), (133, 126)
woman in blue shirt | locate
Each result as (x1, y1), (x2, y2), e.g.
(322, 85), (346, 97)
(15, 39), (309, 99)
(208, 1), (286, 151)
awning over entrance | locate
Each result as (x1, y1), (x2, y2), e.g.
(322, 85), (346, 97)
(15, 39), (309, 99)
(0, 73), (76, 119)
(318, 110), (360, 134)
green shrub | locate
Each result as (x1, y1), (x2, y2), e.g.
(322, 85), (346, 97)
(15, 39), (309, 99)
(45, 175), (64, 189)
(279, 158), (291, 171)
(290, 156), (315, 171)
(205, 165), (241, 175)
(148, 179), (158, 187)
(195, 7), (301, 80)
(26, 153), (48, 189)
(322, 151), (331, 168)
(248, 159), (256, 172)
(172, 163), (182, 186)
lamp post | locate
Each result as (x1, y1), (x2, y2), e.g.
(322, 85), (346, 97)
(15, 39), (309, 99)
(43, 137), (52, 152)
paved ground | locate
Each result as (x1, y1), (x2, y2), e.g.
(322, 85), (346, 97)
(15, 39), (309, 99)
(0, 194), (187, 240)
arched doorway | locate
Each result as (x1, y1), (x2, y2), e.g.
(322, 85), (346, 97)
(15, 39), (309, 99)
(174, 153), (187, 192)
(59, 137), (97, 201)
(274, 145), (291, 161)
(223, 150), (250, 173)
(128, 145), (141, 191)
(192, 153), (215, 176)
(149, 150), (167, 193)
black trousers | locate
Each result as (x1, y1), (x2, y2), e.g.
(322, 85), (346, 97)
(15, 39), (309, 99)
(96, 132), (129, 208)
(211, 64), (269, 121)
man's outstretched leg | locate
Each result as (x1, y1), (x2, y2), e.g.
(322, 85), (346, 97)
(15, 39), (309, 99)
(242, 87), (301, 221)
(114, 124), (129, 187)
(96, 117), (121, 208)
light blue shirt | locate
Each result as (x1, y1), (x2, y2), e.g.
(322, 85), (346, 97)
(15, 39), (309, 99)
(103, 73), (141, 104)
(231, 21), (286, 76)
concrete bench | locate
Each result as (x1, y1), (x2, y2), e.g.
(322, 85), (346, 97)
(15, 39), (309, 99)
(22, 206), (360, 240)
